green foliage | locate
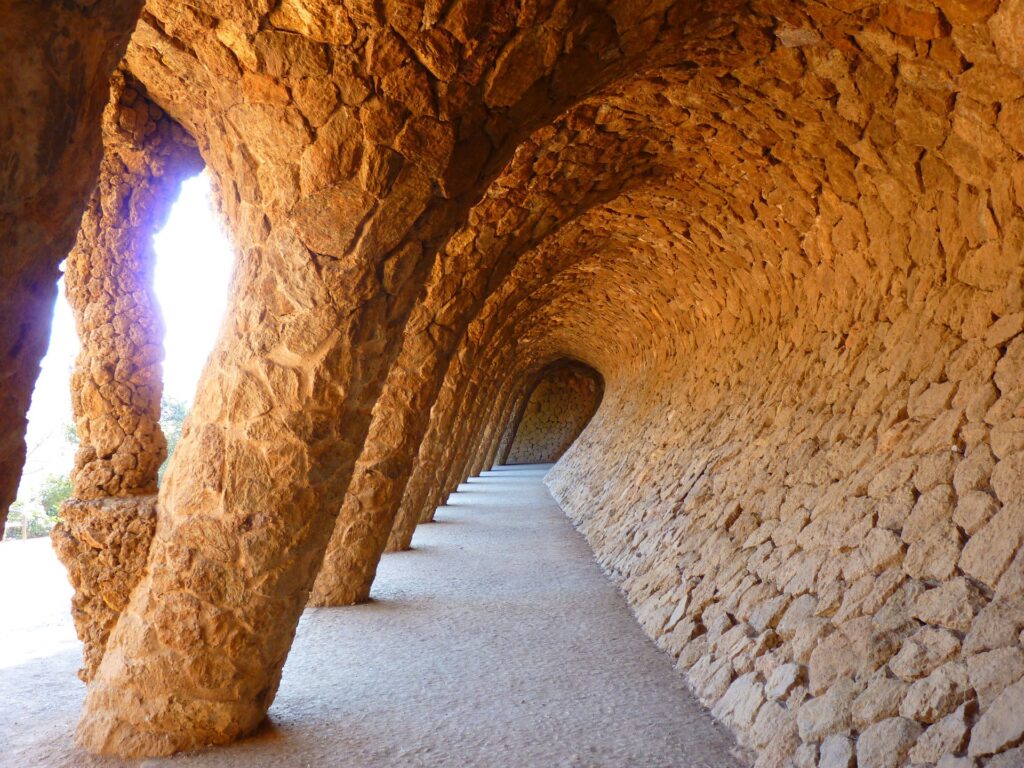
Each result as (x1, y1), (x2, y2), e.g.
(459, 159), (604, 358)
(38, 474), (72, 518)
(4, 401), (192, 540)
(3, 473), (72, 540)
(159, 397), (189, 482)
(3, 498), (57, 540)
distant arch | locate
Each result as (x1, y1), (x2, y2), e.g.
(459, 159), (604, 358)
(502, 361), (604, 466)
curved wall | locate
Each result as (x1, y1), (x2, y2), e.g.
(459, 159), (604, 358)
(417, 10), (1024, 762)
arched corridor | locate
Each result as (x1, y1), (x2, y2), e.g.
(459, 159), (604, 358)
(2, 467), (742, 767)
(3, 1), (1024, 766)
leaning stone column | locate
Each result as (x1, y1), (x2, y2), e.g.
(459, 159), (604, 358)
(306, 307), (460, 605)
(441, 367), (497, 492)
(494, 387), (531, 466)
(471, 385), (516, 475)
(308, 217), (522, 603)
(52, 72), (202, 682)
(388, 349), (490, 548)
(0, 1), (144, 532)
(386, 374), (464, 550)
(487, 383), (527, 468)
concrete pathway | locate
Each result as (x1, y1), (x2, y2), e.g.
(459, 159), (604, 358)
(0, 465), (744, 768)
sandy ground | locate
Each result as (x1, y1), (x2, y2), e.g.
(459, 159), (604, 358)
(0, 465), (744, 768)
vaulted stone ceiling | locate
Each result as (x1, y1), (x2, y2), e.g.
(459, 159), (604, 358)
(3, 0), (1024, 765)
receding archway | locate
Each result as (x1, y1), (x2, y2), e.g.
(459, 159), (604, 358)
(502, 362), (603, 466)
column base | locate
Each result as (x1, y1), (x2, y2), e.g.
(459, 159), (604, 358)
(51, 495), (158, 681)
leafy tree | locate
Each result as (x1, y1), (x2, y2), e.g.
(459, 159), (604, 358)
(26, 507), (55, 538)
(3, 499), (56, 540)
(38, 474), (72, 519)
(3, 501), (25, 540)
(159, 397), (189, 482)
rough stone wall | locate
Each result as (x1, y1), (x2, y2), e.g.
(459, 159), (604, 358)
(51, 71), (202, 683)
(504, 363), (601, 464)
(549, 293), (1024, 767)
(392, 5), (1024, 766)
(0, 0), (145, 530)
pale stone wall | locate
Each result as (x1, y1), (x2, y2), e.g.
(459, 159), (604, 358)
(505, 364), (601, 464)
(549, 286), (1024, 765)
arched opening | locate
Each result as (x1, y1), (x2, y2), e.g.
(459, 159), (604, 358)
(0, 169), (231, 678)
(151, 173), (234, 477)
(502, 361), (604, 466)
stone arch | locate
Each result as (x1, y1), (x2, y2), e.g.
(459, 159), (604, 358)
(74, 0), (735, 755)
(501, 360), (604, 465)
(372, 10), (1024, 760)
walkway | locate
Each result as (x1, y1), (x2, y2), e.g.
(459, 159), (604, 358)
(0, 465), (744, 767)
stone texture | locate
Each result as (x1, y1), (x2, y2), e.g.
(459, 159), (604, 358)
(71, 0), (720, 758)
(912, 578), (986, 632)
(3, 0), (1024, 766)
(856, 717), (922, 768)
(50, 70), (201, 683)
(0, 0), (145, 531)
(909, 703), (972, 764)
(819, 734), (855, 768)
(969, 678), (1024, 757)
(62, 72), (200, 500)
(504, 364), (602, 464)
(51, 496), (157, 682)
(967, 647), (1024, 708)
(797, 678), (859, 742)
(899, 662), (970, 724)
(854, 672), (909, 730)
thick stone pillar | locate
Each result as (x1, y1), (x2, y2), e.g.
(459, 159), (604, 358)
(52, 72), (203, 682)
(488, 384), (528, 467)
(386, 373), (465, 549)
(0, 0), (145, 531)
(388, 351), (496, 549)
(470, 392), (510, 475)
(449, 368), (504, 485)
(306, 304), (462, 605)
(387, 358), (513, 549)
(309, 205), (543, 600)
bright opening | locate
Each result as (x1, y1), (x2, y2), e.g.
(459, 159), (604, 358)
(3, 172), (232, 541)
(1, 171), (232, 664)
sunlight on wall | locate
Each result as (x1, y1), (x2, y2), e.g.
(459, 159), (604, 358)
(13, 171), (232, 507)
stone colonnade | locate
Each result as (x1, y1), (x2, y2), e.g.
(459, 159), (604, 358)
(2, 1), (1024, 767)
(70, 0), (694, 755)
